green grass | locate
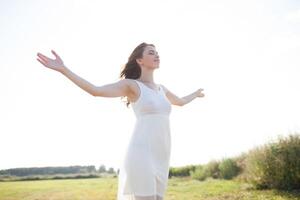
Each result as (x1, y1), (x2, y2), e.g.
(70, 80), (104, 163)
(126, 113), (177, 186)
(0, 177), (299, 200)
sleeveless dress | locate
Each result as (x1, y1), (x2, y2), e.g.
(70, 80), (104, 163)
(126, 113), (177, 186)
(117, 79), (172, 200)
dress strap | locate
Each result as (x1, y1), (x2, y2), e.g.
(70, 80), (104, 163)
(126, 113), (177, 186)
(131, 79), (143, 104)
(132, 79), (143, 89)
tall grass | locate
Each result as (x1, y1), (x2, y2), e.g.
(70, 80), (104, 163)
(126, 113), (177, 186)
(182, 133), (300, 191)
(243, 133), (300, 190)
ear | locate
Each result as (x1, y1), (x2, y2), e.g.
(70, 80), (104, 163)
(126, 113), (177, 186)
(136, 58), (143, 66)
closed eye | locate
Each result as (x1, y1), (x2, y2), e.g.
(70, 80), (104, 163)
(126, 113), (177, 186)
(149, 50), (158, 55)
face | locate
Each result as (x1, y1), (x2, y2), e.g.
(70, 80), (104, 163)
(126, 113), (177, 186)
(136, 45), (160, 70)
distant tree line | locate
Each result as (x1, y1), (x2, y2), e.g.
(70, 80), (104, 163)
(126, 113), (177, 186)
(0, 165), (116, 177)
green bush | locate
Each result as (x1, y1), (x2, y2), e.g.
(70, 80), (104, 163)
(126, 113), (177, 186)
(205, 160), (221, 179)
(190, 165), (209, 181)
(218, 158), (239, 180)
(169, 165), (196, 178)
(234, 152), (251, 182)
(190, 161), (221, 181)
(244, 133), (300, 190)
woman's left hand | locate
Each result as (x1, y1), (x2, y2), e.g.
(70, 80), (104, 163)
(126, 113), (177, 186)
(196, 88), (205, 97)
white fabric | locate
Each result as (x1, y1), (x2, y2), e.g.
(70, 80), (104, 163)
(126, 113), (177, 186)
(117, 79), (172, 200)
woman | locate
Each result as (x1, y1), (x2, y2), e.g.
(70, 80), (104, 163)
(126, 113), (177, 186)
(36, 42), (205, 200)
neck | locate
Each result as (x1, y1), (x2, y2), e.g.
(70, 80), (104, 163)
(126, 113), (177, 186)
(138, 68), (155, 83)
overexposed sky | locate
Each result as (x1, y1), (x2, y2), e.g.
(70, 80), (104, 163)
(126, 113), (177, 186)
(1, 0), (300, 171)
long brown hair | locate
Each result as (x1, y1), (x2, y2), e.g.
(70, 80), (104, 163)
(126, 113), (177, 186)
(119, 42), (155, 107)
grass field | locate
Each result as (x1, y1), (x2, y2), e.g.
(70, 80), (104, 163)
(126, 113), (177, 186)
(0, 176), (299, 200)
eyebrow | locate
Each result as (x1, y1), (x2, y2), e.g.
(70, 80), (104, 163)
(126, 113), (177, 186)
(148, 50), (157, 53)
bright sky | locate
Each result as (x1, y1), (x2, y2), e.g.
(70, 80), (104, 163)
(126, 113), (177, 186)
(1, 0), (300, 171)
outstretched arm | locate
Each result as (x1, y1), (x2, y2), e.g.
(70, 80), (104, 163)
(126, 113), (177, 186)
(36, 50), (131, 97)
(161, 85), (205, 106)
(60, 67), (131, 97)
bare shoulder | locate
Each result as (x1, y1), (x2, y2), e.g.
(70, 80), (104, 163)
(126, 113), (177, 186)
(122, 79), (140, 102)
(122, 79), (138, 92)
(159, 84), (169, 94)
(118, 78), (135, 88)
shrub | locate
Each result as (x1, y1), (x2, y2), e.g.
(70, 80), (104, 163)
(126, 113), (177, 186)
(234, 152), (251, 182)
(169, 165), (196, 178)
(218, 158), (239, 180)
(190, 165), (209, 181)
(205, 160), (221, 179)
(244, 133), (300, 190)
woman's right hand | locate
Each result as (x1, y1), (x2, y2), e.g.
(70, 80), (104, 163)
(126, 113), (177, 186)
(37, 50), (66, 73)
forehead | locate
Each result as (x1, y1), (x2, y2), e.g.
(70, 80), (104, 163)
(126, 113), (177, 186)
(144, 45), (156, 52)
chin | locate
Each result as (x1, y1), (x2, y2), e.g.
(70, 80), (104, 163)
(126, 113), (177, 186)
(150, 65), (159, 69)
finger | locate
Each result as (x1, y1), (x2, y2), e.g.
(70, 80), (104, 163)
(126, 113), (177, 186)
(37, 55), (49, 65)
(37, 52), (51, 61)
(51, 49), (60, 59)
(36, 55), (48, 63)
(37, 58), (48, 67)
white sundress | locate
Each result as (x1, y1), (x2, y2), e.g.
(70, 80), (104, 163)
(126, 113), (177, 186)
(117, 79), (172, 200)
